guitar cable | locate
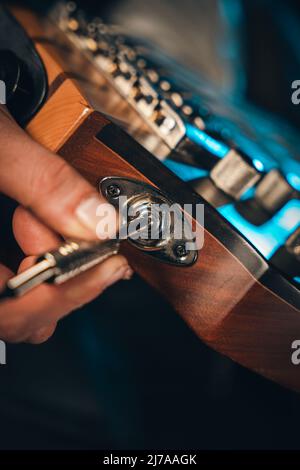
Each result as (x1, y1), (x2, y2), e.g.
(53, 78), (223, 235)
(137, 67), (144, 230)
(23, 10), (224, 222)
(0, 239), (121, 300)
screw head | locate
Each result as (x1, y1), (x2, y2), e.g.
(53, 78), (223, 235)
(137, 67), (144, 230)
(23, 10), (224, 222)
(174, 244), (187, 259)
(106, 184), (121, 199)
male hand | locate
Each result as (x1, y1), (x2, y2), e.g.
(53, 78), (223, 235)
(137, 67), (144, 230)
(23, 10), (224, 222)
(0, 106), (132, 344)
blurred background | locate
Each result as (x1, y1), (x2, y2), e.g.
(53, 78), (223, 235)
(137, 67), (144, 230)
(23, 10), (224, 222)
(0, 0), (300, 449)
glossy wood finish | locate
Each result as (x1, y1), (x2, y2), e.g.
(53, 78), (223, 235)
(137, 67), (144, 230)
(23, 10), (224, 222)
(59, 115), (300, 391)
(12, 7), (300, 391)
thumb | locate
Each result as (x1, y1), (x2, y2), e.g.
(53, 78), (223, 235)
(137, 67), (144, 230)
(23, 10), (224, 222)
(0, 109), (117, 240)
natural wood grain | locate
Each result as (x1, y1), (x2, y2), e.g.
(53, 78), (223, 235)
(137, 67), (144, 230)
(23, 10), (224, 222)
(11, 7), (300, 392)
(12, 7), (92, 152)
(58, 113), (300, 392)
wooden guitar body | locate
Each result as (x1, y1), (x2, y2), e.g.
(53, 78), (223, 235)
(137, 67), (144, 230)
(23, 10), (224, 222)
(9, 7), (300, 392)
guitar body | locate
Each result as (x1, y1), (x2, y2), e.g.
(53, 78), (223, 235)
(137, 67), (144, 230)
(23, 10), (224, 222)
(9, 6), (300, 391)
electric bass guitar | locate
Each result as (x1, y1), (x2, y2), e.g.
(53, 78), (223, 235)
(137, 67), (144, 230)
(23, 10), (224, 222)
(2, 2), (300, 391)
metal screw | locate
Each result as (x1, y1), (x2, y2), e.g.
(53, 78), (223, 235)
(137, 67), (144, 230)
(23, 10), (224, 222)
(106, 184), (121, 199)
(174, 244), (187, 259)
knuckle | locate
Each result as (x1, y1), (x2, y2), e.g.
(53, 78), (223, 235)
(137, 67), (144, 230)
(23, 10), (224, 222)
(29, 156), (75, 205)
(27, 326), (56, 344)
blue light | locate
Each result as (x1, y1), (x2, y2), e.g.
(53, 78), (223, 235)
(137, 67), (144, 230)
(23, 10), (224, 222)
(287, 172), (300, 191)
(228, 130), (275, 171)
(219, 199), (300, 259)
(163, 159), (208, 181)
(186, 124), (229, 158)
(294, 277), (300, 284)
(253, 158), (265, 172)
(206, 117), (275, 170)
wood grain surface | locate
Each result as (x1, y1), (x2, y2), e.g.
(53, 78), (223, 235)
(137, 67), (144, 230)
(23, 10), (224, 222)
(11, 7), (300, 392)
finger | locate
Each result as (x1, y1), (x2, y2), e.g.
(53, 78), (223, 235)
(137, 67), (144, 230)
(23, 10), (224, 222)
(0, 254), (132, 343)
(0, 263), (13, 289)
(13, 206), (61, 255)
(0, 111), (117, 241)
(17, 256), (37, 273)
(25, 323), (57, 345)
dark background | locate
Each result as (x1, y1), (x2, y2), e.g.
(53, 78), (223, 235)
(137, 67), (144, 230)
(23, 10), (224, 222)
(0, 0), (300, 450)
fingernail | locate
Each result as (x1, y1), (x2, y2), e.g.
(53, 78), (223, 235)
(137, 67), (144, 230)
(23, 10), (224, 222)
(75, 194), (117, 239)
(123, 266), (134, 280)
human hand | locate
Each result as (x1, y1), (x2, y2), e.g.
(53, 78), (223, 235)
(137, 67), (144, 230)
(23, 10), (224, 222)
(0, 106), (132, 344)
